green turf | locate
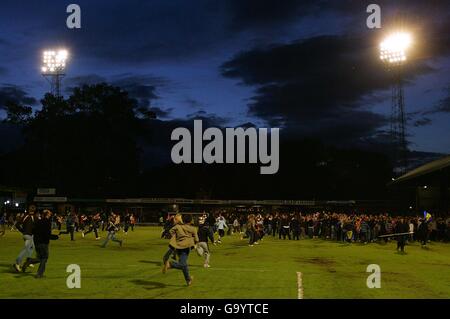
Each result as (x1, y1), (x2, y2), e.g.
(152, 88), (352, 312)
(0, 227), (449, 299)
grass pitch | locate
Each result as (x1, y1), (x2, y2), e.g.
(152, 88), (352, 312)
(0, 227), (449, 299)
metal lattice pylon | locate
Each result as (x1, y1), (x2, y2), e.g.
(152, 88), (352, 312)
(390, 67), (408, 175)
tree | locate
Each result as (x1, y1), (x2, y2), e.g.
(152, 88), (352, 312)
(3, 84), (147, 196)
(3, 101), (32, 124)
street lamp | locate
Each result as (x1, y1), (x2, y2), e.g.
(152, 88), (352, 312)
(379, 32), (412, 175)
(41, 49), (69, 97)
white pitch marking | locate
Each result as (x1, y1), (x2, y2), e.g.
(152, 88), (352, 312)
(297, 272), (304, 299)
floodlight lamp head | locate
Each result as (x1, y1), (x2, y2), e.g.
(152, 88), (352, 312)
(41, 49), (69, 75)
(379, 32), (411, 66)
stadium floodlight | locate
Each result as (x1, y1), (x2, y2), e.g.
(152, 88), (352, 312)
(41, 49), (68, 74)
(41, 49), (69, 97)
(379, 32), (411, 65)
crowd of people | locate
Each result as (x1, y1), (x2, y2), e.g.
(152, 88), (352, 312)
(162, 210), (450, 250)
(2, 210), (137, 240)
(4, 207), (139, 277)
(3, 204), (450, 284)
(159, 210), (450, 286)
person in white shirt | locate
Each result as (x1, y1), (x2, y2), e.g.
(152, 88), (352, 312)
(215, 215), (227, 244)
(408, 220), (414, 242)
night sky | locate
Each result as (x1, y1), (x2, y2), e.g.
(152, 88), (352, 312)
(0, 0), (449, 157)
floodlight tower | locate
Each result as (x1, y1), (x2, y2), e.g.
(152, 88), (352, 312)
(41, 49), (69, 97)
(379, 32), (411, 175)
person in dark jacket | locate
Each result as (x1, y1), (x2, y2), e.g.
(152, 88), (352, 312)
(418, 219), (429, 246)
(22, 210), (59, 278)
(82, 213), (101, 240)
(13, 206), (36, 272)
(279, 214), (291, 240)
(290, 216), (300, 240)
(59, 212), (75, 241)
(395, 218), (409, 252)
(206, 213), (216, 244)
(196, 220), (211, 268)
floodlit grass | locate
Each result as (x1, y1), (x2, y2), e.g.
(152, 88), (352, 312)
(0, 227), (449, 299)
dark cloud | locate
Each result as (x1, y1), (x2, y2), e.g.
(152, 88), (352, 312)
(407, 110), (433, 127)
(186, 110), (230, 127)
(0, 66), (7, 75)
(413, 117), (432, 127)
(184, 98), (205, 109)
(2, 0), (448, 70)
(48, 0), (229, 64)
(65, 74), (106, 87)
(221, 34), (434, 145)
(431, 86), (450, 114)
(112, 74), (169, 108)
(418, 86), (450, 116)
(227, 0), (324, 31)
(31, 0), (330, 64)
(237, 122), (256, 129)
(0, 85), (38, 109)
(151, 107), (173, 119)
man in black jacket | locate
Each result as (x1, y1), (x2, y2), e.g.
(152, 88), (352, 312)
(22, 210), (58, 278)
(395, 218), (409, 253)
(13, 206), (36, 272)
(196, 221), (212, 268)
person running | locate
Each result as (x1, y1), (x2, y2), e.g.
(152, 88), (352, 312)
(163, 214), (198, 286)
(115, 213), (121, 231)
(101, 213), (123, 248)
(79, 214), (88, 234)
(162, 214), (181, 267)
(215, 215), (227, 244)
(13, 207), (36, 272)
(101, 212), (108, 231)
(197, 219), (212, 268)
(55, 214), (63, 231)
(206, 213), (216, 245)
(21, 210), (59, 278)
(82, 213), (101, 240)
(59, 212), (75, 241)
(123, 212), (131, 235)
